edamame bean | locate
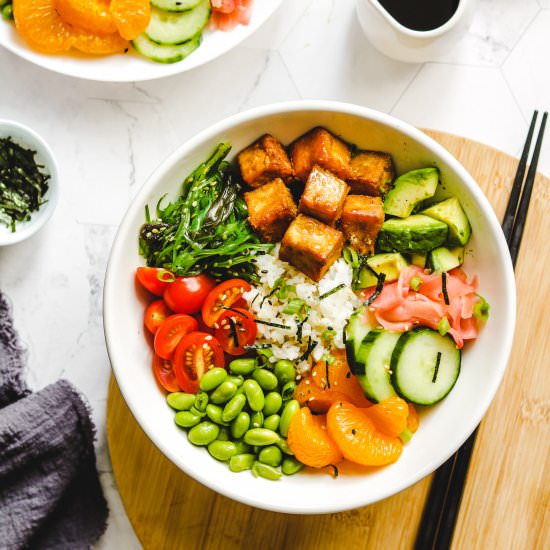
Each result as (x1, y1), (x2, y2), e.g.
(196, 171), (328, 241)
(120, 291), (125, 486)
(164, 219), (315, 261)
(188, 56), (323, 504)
(258, 445), (283, 467)
(243, 428), (280, 446)
(210, 380), (238, 405)
(166, 392), (195, 411)
(250, 411), (264, 429)
(233, 440), (251, 454)
(229, 453), (255, 472)
(222, 393), (247, 423)
(230, 412), (250, 440)
(243, 379), (265, 412)
(263, 392), (283, 416)
(2, 3), (13, 20)
(188, 421), (220, 446)
(274, 359), (296, 385)
(193, 391), (209, 412)
(199, 367), (228, 391)
(263, 414), (280, 432)
(189, 406), (206, 418)
(208, 440), (238, 461)
(226, 374), (244, 387)
(206, 404), (229, 426)
(252, 368), (279, 391)
(217, 427), (231, 441)
(275, 438), (294, 456)
(281, 457), (303, 475)
(174, 411), (201, 428)
(252, 461), (282, 481)
(229, 358), (257, 375)
(281, 381), (297, 401)
(279, 399), (300, 437)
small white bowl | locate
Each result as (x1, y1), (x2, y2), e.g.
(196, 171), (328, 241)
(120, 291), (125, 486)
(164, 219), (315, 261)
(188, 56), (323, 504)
(104, 101), (516, 513)
(0, 120), (59, 246)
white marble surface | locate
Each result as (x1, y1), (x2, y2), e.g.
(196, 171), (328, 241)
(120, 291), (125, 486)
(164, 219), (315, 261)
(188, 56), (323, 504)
(0, 0), (548, 547)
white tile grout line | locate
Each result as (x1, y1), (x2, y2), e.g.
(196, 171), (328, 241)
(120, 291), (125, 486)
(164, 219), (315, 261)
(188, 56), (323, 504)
(499, 5), (542, 68)
(388, 63), (425, 115)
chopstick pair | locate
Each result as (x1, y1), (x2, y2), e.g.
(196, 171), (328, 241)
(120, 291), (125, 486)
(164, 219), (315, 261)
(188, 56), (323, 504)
(414, 110), (548, 550)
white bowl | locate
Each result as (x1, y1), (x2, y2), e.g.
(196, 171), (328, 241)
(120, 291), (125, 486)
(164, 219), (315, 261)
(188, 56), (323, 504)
(104, 101), (516, 513)
(0, 120), (59, 246)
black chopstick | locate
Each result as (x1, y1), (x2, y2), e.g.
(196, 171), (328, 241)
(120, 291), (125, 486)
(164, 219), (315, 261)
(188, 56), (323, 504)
(414, 110), (548, 550)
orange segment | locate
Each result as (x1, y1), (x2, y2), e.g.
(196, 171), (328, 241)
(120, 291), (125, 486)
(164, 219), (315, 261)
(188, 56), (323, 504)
(287, 407), (343, 469)
(72, 27), (129, 54)
(407, 403), (419, 433)
(13, 0), (74, 53)
(55, 0), (117, 35)
(109, 0), (151, 40)
(296, 377), (351, 414)
(327, 401), (402, 466)
(363, 396), (409, 438)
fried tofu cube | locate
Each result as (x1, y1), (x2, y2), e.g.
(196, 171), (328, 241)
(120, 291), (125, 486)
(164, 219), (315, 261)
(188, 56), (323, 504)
(244, 178), (297, 243)
(298, 165), (349, 225)
(348, 150), (395, 196)
(279, 214), (344, 281)
(341, 195), (384, 255)
(237, 134), (294, 188)
(289, 127), (351, 182)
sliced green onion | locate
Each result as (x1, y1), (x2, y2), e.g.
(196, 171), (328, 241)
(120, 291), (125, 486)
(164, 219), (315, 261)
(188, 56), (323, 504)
(321, 329), (336, 342)
(438, 316), (450, 336)
(319, 284), (346, 300)
(283, 298), (306, 315)
(399, 428), (413, 443)
(343, 247), (360, 268)
(410, 275), (423, 292)
(473, 294), (490, 321)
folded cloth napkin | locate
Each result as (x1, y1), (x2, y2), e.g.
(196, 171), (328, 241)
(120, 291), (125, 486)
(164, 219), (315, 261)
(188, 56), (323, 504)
(0, 291), (108, 550)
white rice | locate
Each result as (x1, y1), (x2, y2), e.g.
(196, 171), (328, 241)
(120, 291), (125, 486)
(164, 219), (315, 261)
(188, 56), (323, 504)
(245, 246), (361, 375)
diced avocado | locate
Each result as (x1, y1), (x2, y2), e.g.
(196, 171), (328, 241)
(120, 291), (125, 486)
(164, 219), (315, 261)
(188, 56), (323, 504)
(378, 215), (448, 254)
(420, 196), (471, 246)
(410, 253), (427, 268)
(344, 306), (373, 375)
(383, 167), (439, 218)
(357, 253), (409, 289)
(429, 246), (464, 272)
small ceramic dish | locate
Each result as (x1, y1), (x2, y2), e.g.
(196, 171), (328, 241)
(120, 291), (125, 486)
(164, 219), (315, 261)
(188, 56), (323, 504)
(0, 119), (59, 246)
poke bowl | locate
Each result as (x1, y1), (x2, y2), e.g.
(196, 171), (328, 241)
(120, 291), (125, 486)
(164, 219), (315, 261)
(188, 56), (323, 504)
(103, 101), (515, 513)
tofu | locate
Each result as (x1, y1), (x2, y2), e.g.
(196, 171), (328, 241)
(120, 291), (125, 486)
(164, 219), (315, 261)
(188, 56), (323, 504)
(244, 178), (297, 243)
(341, 195), (385, 256)
(348, 150), (395, 196)
(289, 127), (351, 182)
(237, 134), (294, 188)
(298, 165), (349, 225)
(279, 214), (344, 281)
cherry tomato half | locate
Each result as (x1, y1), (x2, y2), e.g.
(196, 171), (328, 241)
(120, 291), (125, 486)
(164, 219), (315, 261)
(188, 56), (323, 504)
(152, 353), (180, 393)
(214, 308), (257, 356)
(201, 279), (251, 327)
(163, 274), (216, 315)
(136, 267), (174, 296)
(173, 332), (225, 393)
(154, 314), (198, 360)
(144, 300), (173, 334)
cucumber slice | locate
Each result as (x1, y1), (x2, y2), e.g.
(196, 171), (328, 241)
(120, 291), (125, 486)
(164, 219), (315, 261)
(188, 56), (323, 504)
(151, 0), (201, 12)
(146, 0), (210, 45)
(355, 330), (400, 403)
(391, 327), (461, 405)
(344, 306), (372, 374)
(132, 33), (201, 64)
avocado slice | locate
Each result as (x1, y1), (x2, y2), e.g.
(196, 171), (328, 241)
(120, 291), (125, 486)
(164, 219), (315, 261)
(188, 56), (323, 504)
(384, 167), (439, 218)
(378, 214), (448, 254)
(357, 253), (409, 289)
(420, 196), (471, 246)
(410, 253), (427, 268)
(429, 246), (464, 272)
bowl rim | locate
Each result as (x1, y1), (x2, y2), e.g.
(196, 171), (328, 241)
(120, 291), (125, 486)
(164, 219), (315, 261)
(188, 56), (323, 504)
(103, 100), (516, 513)
(0, 119), (59, 246)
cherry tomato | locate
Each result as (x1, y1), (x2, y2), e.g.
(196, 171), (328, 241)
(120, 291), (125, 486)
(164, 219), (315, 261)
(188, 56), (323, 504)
(154, 314), (198, 360)
(136, 267), (174, 296)
(201, 279), (251, 327)
(163, 274), (216, 315)
(214, 308), (258, 356)
(173, 332), (225, 393)
(152, 353), (180, 393)
(144, 300), (173, 334)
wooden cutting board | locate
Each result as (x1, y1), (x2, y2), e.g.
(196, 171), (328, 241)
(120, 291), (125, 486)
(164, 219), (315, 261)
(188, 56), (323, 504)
(106, 131), (550, 550)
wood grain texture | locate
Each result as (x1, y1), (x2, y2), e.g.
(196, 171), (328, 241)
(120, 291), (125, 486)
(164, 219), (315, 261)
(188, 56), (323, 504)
(107, 131), (550, 550)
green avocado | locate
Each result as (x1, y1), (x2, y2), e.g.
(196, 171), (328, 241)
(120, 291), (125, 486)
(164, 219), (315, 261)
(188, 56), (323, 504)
(357, 253), (409, 289)
(429, 246), (464, 272)
(420, 196), (471, 246)
(378, 215), (448, 254)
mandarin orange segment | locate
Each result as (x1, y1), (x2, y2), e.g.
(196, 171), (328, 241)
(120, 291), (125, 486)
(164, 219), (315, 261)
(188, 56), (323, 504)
(109, 0), (151, 40)
(13, 0), (74, 53)
(407, 403), (420, 433)
(363, 396), (409, 438)
(72, 27), (129, 54)
(327, 401), (402, 466)
(287, 407), (343, 469)
(296, 376), (352, 414)
(55, 0), (117, 35)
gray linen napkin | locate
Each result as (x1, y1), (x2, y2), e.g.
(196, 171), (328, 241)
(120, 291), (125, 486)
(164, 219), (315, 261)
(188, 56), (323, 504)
(0, 291), (108, 550)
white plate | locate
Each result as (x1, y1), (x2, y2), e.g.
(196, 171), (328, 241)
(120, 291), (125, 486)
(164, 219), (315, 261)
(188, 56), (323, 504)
(0, 0), (282, 82)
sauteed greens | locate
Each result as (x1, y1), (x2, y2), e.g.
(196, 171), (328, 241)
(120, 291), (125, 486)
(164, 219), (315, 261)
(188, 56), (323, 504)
(139, 143), (273, 282)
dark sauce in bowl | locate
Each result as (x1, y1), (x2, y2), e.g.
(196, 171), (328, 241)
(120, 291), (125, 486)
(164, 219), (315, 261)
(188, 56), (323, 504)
(378, 0), (460, 31)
